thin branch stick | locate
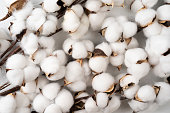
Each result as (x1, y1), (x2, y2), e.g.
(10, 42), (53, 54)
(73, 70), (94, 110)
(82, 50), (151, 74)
(0, 85), (20, 96)
(0, 82), (10, 90)
(47, 28), (62, 37)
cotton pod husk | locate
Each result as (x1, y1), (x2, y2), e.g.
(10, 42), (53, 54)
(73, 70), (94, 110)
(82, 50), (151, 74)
(92, 73), (115, 92)
(6, 69), (24, 86)
(42, 83), (61, 100)
(32, 94), (51, 113)
(104, 95), (121, 113)
(20, 81), (36, 93)
(85, 97), (99, 112)
(96, 92), (109, 108)
(15, 107), (31, 113)
(15, 92), (30, 107)
(154, 82), (170, 105)
(55, 89), (74, 112)
(6, 54), (27, 69)
(44, 104), (62, 113)
(135, 9), (156, 28)
(0, 94), (16, 113)
(95, 42), (112, 57)
(135, 85), (156, 102)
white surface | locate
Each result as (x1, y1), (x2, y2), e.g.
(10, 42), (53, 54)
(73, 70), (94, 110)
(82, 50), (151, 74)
(0, 0), (170, 113)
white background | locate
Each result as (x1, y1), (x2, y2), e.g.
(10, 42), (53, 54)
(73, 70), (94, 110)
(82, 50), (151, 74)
(0, 0), (170, 113)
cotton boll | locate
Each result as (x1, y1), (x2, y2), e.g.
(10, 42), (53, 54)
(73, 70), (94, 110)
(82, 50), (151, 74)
(15, 92), (30, 107)
(21, 33), (38, 55)
(116, 16), (128, 26)
(71, 4), (84, 18)
(135, 9), (156, 27)
(101, 17), (116, 29)
(89, 57), (108, 73)
(41, 20), (57, 36)
(38, 36), (55, 54)
(110, 41), (127, 54)
(24, 64), (40, 82)
(70, 14), (90, 39)
(104, 23), (123, 43)
(128, 99), (149, 112)
(13, 1), (33, 19)
(26, 8), (46, 31)
(33, 94), (51, 113)
(116, 73), (128, 82)
(65, 61), (84, 82)
(124, 85), (140, 99)
(43, 0), (60, 13)
(0, 94), (16, 113)
(25, 93), (36, 101)
(89, 12), (106, 30)
(31, 49), (47, 64)
(124, 48), (147, 67)
(82, 60), (91, 76)
(82, 40), (94, 52)
(21, 81), (36, 93)
(36, 76), (49, 93)
(15, 107), (31, 113)
(104, 95), (121, 113)
(153, 64), (169, 78)
(95, 42), (112, 57)
(55, 89), (74, 112)
(159, 55), (170, 74)
(85, 97), (99, 112)
(127, 37), (139, 49)
(68, 81), (87, 92)
(92, 73), (114, 92)
(123, 22), (137, 38)
(127, 63), (150, 80)
(119, 74), (139, 88)
(130, 0), (144, 13)
(40, 56), (60, 75)
(101, 0), (114, 4)
(42, 83), (60, 100)
(96, 93), (109, 108)
(141, 0), (158, 8)
(143, 21), (162, 38)
(63, 38), (77, 54)
(62, 9), (80, 33)
(137, 85), (156, 102)
(10, 19), (26, 38)
(62, 0), (75, 6)
(154, 82), (170, 105)
(44, 104), (62, 113)
(52, 50), (67, 65)
(72, 42), (88, 59)
(0, 39), (10, 53)
(110, 54), (124, 67)
(157, 5), (170, 21)
(85, 0), (102, 12)
(46, 66), (66, 81)
(6, 69), (24, 85)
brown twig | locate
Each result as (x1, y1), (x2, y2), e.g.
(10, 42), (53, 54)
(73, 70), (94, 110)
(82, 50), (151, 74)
(0, 85), (20, 96)
(47, 28), (63, 37)
(0, 82), (10, 90)
(0, 46), (21, 66)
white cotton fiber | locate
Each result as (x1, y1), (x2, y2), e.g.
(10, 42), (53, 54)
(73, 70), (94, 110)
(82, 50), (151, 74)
(110, 41), (127, 54)
(42, 83), (60, 100)
(123, 22), (137, 38)
(21, 81), (36, 93)
(157, 5), (170, 21)
(154, 82), (170, 105)
(92, 73), (114, 92)
(65, 61), (84, 82)
(72, 42), (88, 59)
(55, 89), (74, 112)
(85, 97), (99, 112)
(82, 40), (94, 52)
(89, 57), (108, 73)
(21, 33), (38, 55)
(141, 0), (158, 8)
(15, 107), (31, 113)
(15, 92), (30, 107)
(127, 37), (139, 49)
(130, 0), (144, 13)
(6, 69), (24, 85)
(63, 38), (77, 54)
(62, 0), (75, 6)
(6, 54), (27, 69)
(85, 0), (102, 12)
(52, 50), (67, 65)
(31, 49), (47, 64)
(42, 20), (57, 36)
(96, 93), (109, 108)
(68, 80), (87, 92)
(153, 64), (168, 78)
(36, 76), (49, 93)
(0, 39), (10, 53)
(95, 42), (112, 57)
(0, 95), (16, 113)
(102, 17), (116, 29)
(71, 4), (84, 18)
(104, 95), (121, 113)
(110, 54), (124, 67)
(44, 104), (62, 113)
(124, 85), (140, 99)
(137, 85), (156, 102)
(116, 16), (128, 25)
(82, 60), (91, 76)
(40, 56), (60, 75)
(43, 0), (60, 13)
(33, 94), (50, 113)
(135, 9), (156, 27)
